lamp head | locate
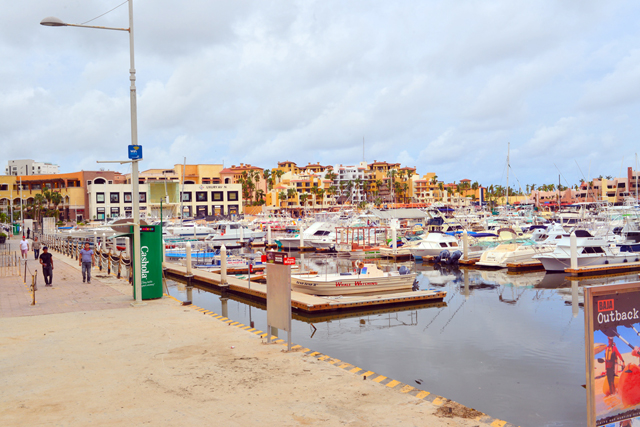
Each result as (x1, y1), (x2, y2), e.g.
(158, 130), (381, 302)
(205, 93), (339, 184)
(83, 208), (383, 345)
(40, 17), (66, 27)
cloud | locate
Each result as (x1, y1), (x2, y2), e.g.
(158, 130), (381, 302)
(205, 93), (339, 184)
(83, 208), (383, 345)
(2, 0), (640, 187)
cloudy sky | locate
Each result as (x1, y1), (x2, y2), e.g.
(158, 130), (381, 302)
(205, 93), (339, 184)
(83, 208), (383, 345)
(3, 1), (640, 189)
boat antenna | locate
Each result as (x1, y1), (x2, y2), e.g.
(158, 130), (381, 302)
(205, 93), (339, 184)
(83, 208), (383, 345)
(575, 160), (597, 202)
(506, 142), (509, 207)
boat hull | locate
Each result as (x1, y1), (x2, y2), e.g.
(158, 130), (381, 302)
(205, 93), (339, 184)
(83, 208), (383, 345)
(536, 254), (640, 272)
(291, 273), (416, 296)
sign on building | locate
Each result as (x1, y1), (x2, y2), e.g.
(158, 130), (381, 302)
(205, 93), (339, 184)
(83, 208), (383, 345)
(585, 282), (640, 426)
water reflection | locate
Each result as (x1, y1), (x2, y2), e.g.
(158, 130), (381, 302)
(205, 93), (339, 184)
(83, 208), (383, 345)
(166, 258), (640, 427)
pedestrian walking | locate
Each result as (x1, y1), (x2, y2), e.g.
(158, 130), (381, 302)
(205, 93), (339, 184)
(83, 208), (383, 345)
(19, 236), (29, 260)
(33, 237), (41, 259)
(27, 228), (30, 239)
(78, 242), (95, 284)
(39, 246), (54, 286)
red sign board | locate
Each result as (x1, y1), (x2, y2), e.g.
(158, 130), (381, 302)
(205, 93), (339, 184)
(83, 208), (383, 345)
(266, 251), (295, 266)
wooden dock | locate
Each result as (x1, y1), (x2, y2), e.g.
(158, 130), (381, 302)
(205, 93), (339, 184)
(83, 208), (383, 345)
(163, 262), (446, 313)
(565, 260), (640, 276)
(506, 261), (545, 273)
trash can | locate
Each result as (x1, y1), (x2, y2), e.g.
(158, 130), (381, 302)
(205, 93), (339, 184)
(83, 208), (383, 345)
(12, 223), (20, 236)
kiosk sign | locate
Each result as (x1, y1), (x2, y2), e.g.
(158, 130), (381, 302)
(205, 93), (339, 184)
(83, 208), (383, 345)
(585, 282), (640, 426)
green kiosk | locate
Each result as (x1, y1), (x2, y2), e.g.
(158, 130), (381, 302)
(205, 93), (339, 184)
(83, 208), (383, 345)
(112, 222), (163, 300)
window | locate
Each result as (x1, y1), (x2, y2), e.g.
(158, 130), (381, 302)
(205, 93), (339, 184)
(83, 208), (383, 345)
(97, 207), (105, 220)
(212, 191), (223, 202)
(196, 191), (207, 202)
(110, 193), (120, 203)
(94, 178), (106, 184)
(124, 192), (132, 203)
(181, 192), (192, 202)
(87, 180), (92, 186)
(96, 193), (105, 203)
(196, 206), (208, 217)
(228, 191), (238, 201)
(111, 207), (120, 217)
(228, 205), (239, 215)
(139, 192), (147, 203)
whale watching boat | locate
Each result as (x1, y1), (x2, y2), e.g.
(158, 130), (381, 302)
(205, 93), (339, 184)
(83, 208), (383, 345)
(291, 263), (417, 296)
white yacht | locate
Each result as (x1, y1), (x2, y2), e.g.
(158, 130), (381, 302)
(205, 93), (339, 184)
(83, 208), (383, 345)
(276, 222), (335, 250)
(165, 222), (215, 238)
(204, 222), (266, 247)
(533, 229), (639, 272)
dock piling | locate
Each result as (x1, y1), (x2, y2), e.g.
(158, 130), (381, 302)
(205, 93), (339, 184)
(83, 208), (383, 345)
(570, 232), (577, 270)
(220, 244), (227, 284)
(186, 242), (192, 275)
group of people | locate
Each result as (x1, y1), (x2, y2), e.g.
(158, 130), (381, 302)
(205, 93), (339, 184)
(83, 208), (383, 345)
(18, 235), (95, 286)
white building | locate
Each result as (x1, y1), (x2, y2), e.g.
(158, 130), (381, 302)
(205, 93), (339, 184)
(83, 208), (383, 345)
(87, 180), (243, 220)
(6, 159), (60, 176)
(333, 162), (368, 203)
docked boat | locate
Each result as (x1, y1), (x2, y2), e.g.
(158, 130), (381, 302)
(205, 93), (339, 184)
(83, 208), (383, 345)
(533, 230), (640, 272)
(204, 222), (266, 247)
(165, 222), (215, 238)
(291, 263), (417, 296)
(277, 221), (336, 250)
(408, 231), (462, 259)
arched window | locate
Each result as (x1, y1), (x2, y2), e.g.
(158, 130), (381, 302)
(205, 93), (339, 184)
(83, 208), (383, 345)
(93, 178), (106, 184)
(184, 180), (195, 184)
(224, 178), (231, 184)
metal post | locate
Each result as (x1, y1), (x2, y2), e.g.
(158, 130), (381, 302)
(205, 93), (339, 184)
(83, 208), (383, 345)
(239, 225), (244, 243)
(267, 225), (272, 245)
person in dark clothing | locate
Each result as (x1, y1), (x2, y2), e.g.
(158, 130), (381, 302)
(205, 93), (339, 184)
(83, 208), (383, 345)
(39, 246), (54, 286)
(605, 336), (624, 395)
(27, 228), (30, 239)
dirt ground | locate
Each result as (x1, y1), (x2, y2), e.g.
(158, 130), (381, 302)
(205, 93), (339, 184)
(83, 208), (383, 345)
(0, 244), (495, 426)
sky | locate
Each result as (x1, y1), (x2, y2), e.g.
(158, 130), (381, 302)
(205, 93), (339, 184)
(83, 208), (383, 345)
(3, 1), (640, 189)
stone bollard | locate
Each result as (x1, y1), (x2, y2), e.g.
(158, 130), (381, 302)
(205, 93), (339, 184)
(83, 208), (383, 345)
(220, 244), (227, 284)
(185, 242), (192, 275)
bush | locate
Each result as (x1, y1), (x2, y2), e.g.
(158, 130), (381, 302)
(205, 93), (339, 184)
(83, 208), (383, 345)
(0, 232), (7, 238)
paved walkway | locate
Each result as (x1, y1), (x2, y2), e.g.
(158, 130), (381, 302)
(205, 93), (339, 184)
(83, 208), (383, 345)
(0, 237), (131, 318)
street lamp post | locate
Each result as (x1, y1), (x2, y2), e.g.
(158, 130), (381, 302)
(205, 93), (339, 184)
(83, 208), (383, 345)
(41, 1), (144, 306)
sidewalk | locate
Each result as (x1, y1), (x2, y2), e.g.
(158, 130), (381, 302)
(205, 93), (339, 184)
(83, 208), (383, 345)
(0, 235), (509, 427)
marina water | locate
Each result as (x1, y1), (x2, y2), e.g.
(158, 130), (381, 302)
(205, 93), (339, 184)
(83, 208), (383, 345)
(166, 256), (639, 427)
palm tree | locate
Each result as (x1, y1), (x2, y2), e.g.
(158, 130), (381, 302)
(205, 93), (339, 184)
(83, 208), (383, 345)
(286, 188), (297, 205)
(263, 169), (272, 190)
(278, 191), (287, 207)
(299, 193), (310, 207)
(256, 189), (266, 205)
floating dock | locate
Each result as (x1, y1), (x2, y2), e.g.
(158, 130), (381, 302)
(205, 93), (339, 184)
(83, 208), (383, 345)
(565, 260), (640, 276)
(163, 262), (446, 312)
(506, 261), (545, 273)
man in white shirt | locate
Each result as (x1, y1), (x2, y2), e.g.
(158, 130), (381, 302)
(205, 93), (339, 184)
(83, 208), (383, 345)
(19, 236), (29, 260)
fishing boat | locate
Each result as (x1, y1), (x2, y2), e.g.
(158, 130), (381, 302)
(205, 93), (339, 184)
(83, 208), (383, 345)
(291, 263), (417, 296)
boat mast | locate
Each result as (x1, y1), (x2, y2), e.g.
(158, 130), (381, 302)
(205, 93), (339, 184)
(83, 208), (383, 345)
(506, 142), (509, 207)
(180, 157), (186, 226)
